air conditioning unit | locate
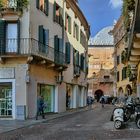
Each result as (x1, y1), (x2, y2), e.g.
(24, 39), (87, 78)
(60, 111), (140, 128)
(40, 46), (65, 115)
(55, 75), (63, 84)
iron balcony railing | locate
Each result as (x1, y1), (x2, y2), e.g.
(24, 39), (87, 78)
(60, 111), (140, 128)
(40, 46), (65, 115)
(0, 38), (66, 65)
(99, 78), (114, 83)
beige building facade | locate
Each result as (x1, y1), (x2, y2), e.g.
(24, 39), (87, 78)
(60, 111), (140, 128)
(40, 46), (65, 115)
(0, 0), (90, 119)
(88, 27), (114, 100)
(113, 16), (132, 97)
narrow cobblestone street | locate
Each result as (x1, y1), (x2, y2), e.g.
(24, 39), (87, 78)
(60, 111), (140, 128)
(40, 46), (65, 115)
(0, 103), (140, 140)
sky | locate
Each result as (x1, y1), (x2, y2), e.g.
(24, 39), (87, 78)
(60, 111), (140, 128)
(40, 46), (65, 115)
(79, 0), (123, 37)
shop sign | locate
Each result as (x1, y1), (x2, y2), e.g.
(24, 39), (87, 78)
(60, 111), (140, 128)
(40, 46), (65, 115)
(0, 68), (15, 79)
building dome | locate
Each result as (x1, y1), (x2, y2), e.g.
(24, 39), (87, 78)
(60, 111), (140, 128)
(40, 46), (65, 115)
(89, 26), (114, 46)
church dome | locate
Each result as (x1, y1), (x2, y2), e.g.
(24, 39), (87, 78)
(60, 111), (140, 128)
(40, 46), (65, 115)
(89, 26), (114, 46)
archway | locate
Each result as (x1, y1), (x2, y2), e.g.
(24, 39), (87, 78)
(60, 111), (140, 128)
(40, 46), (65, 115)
(118, 87), (124, 97)
(125, 84), (132, 96)
(95, 89), (104, 102)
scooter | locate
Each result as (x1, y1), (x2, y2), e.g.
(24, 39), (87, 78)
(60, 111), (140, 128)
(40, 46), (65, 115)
(111, 102), (140, 129)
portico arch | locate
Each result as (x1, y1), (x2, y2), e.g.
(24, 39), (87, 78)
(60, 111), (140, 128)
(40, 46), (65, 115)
(94, 89), (104, 102)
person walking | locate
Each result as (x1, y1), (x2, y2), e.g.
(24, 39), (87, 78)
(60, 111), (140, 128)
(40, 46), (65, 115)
(100, 96), (105, 108)
(36, 95), (45, 120)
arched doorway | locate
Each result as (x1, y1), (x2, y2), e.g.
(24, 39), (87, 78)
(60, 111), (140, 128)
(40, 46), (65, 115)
(125, 84), (132, 96)
(118, 87), (124, 97)
(95, 89), (104, 102)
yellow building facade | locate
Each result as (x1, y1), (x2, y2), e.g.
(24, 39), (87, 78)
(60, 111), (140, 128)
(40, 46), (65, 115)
(113, 16), (132, 97)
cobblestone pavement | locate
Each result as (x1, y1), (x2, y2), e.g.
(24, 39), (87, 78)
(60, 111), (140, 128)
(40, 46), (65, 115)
(0, 103), (140, 140)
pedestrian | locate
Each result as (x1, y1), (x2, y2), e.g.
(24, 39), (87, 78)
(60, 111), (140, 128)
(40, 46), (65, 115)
(36, 95), (45, 120)
(100, 96), (105, 108)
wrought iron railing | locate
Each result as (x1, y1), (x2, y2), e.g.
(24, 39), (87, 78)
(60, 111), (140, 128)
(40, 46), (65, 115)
(0, 38), (66, 65)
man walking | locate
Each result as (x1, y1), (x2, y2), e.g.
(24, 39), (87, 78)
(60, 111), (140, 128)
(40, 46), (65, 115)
(36, 95), (45, 120)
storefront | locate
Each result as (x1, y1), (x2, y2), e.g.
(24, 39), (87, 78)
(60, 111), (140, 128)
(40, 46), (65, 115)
(38, 84), (55, 113)
(0, 79), (15, 119)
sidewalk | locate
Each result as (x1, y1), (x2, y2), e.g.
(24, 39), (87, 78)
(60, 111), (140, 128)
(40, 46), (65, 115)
(0, 105), (93, 134)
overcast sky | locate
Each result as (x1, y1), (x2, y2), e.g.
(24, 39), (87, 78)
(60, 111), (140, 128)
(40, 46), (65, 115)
(79, 0), (123, 37)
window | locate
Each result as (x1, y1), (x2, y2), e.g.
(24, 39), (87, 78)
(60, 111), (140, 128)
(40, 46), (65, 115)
(38, 25), (49, 53)
(0, 20), (20, 54)
(73, 22), (79, 41)
(65, 13), (71, 34)
(80, 30), (86, 46)
(53, 2), (63, 26)
(36, 0), (49, 15)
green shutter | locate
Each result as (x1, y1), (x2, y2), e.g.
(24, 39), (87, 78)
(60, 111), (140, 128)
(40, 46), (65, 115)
(54, 35), (59, 51)
(65, 12), (67, 30)
(39, 25), (44, 44)
(0, 20), (6, 54)
(59, 8), (63, 26)
(39, 25), (44, 52)
(68, 16), (71, 34)
(76, 51), (79, 66)
(66, 42), (71, 64)
(44, 0), (49, 16)
(36, 0), (39, 9)
(44, 29), (49, 53)
(53, 1), (56, 21)
(59, 38), (63, 52)
(80, 54), (84, 70)
(73, 48), (75, 65)
(76, 25), (79, 41)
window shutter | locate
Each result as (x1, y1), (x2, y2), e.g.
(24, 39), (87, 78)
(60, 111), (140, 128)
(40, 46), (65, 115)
(0, 20), (6, 54)
(68, 16), (71, 34)
(65, 12), (67, 30)
(54, 35), (59, 51)
(59, 8), (63, 26)
(59, 38), (63, 52)
(76, 51), (79, 66)
(80, 54), (84, 70)
(44, 29), (49, 53)
(76, 25), (79, 41)
(66, 42), (71, 64)
(39, 25), (44, 44)
(73, 48), (75, 65)
(44, 0), (49, 16)
(73, 22), (75, 38)
(36, 0), (39, 9)
(53, 1), (56, 21)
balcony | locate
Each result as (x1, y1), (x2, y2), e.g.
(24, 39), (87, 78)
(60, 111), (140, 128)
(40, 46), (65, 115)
(0, 38), (67, 68)
(74, 65), (80, 77)
(0, 0), (28, 15)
